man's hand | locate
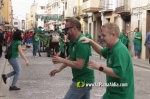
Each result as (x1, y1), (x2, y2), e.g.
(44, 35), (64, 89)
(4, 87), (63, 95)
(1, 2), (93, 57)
(52, 56), (64, 64)
(25, 60), (29, 66)
(88, 61), (102, 70)
(78, 37), (91, 43)
(49, 68), (61, 76)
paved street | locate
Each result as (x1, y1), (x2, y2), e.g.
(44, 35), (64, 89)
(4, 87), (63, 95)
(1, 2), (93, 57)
(0, 48), (150, 99)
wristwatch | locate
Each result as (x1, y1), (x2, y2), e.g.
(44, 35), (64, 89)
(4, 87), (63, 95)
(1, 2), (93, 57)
(99, 66), (103, 71)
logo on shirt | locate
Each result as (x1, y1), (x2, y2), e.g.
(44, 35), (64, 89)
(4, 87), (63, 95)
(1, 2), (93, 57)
(72, 47), (75, 51)
(108, 58), (112, 64)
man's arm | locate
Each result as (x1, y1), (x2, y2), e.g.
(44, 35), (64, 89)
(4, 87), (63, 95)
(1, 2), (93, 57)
(90, 40), (103, 56)
(101, 65), (120, 78)
(61, 58), (85, 69)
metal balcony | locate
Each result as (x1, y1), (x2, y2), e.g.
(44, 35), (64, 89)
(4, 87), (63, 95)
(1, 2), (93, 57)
(100, 4), (113, 12)
(115, 5), (130, 14)
(115, 0), (130, 14)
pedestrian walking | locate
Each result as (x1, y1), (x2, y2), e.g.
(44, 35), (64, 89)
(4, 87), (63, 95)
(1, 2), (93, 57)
(144, 31), (150, 64)
(119, 29), (129, 48)
(85, 30), (92, 39)
(0, 29), (4, 58)
(5, 30), (12, 52)
(32, 32), (41, 57)
(132, 27), (142, 59)
(50, 18), (94, 99)
(59, 33), (66, 58)
(79, 23), (134, 99)
(1, 29), (29, 90)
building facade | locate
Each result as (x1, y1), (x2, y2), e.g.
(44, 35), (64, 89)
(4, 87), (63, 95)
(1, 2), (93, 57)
(131, 0), (150, 59)
(1, 0), (13, 30)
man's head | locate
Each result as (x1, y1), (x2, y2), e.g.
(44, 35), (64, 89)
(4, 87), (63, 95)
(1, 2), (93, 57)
(64, 18), (81, 41)
(101, 23), (120, 49)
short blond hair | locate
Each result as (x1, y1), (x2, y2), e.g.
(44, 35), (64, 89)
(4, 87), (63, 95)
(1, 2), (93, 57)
(101, 23), (120, 38)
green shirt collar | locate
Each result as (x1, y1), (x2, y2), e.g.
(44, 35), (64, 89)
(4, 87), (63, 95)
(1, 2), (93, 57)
(70, 33), (83, 44)
(108, 40), (121, 53)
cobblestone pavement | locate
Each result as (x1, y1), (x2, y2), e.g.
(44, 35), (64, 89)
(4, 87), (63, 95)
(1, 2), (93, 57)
(0, 47), (150, 99)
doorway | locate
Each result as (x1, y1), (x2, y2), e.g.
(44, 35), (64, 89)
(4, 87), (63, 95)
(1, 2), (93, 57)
(146, 10), (150, 58)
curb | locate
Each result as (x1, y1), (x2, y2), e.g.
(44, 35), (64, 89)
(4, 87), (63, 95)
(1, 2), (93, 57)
(133, 63), (150, 70)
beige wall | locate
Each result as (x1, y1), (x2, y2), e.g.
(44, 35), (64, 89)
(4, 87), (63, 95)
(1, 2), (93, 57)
(2, 0), (12, 28)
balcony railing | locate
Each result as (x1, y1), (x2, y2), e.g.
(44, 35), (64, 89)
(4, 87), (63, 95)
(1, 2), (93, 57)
(115, 0), (130, 14)
(99, 0), (113, 12)
(82, 0), (100, 12)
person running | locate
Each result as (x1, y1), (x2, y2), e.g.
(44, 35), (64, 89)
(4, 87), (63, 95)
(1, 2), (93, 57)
(50, 18), (94, 99)
(79, 23), (134, 99)
(1, 29), (29, 91)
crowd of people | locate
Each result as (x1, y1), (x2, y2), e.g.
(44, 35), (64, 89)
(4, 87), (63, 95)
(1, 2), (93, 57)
(1, 17), (150, 99)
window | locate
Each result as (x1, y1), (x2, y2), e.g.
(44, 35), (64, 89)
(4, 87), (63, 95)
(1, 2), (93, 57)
(41, 6), (45, 9)
(14, 22), (18, 25)
(106, 18), (110, 23)
(114, 17), (118, 24)
(65, 2), (67, 9)
(83, 0), (88, 2)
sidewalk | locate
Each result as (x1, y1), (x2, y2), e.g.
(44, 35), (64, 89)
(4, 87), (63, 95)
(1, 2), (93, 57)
(92, 50), (150, 70)
(0, 49), (10, 97)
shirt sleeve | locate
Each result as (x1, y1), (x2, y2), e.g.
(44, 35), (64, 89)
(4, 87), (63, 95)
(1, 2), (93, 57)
(75, 42), (90, 59)
(101, 47), (108, 59)
(112, 48), (130, 78)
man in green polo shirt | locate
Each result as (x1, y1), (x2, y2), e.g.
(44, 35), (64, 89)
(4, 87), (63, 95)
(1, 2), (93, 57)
(79, 23), (134, 99)
(49, 18), (94, 99)
(36, 27), (42, 35)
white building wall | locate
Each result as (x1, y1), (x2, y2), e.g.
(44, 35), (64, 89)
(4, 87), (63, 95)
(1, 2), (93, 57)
(131, 0), (150, 59)
(64, 0), (74, 17)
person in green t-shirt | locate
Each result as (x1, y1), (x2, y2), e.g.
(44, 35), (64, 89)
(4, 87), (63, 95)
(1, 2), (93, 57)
(56, 27), (61, 35)
(132, 27), (142, 59)
(119, 29), (129, 48)
(79, 23), (134, 99)
(59, 33), (66, 58)
(1, 29), (29, 91)
(85, 30), (92, 39)
(49, 18), (94, 99)
(32, 32), (41, 57)
(36, 26), (42, 35)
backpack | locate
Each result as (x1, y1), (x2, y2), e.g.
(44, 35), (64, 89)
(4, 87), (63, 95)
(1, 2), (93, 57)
(5, 44), (12, 59)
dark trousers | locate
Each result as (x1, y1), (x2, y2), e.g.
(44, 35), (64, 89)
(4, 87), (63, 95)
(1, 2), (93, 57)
(66, 42), (69, 57)
(0, 44), (2, 57)
(148, 47), (150, 63)
(60, 52), (65, 58)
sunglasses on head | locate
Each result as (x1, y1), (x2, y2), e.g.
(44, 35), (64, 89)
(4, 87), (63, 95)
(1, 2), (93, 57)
(62, 27), (73, 32)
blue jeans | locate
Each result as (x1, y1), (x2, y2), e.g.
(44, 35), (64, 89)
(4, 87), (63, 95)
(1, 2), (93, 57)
(134, 44), (139, 56)
(33, 44), (40, 56)
(7, 58), (22, 86)
(64, 82), (92, 99)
